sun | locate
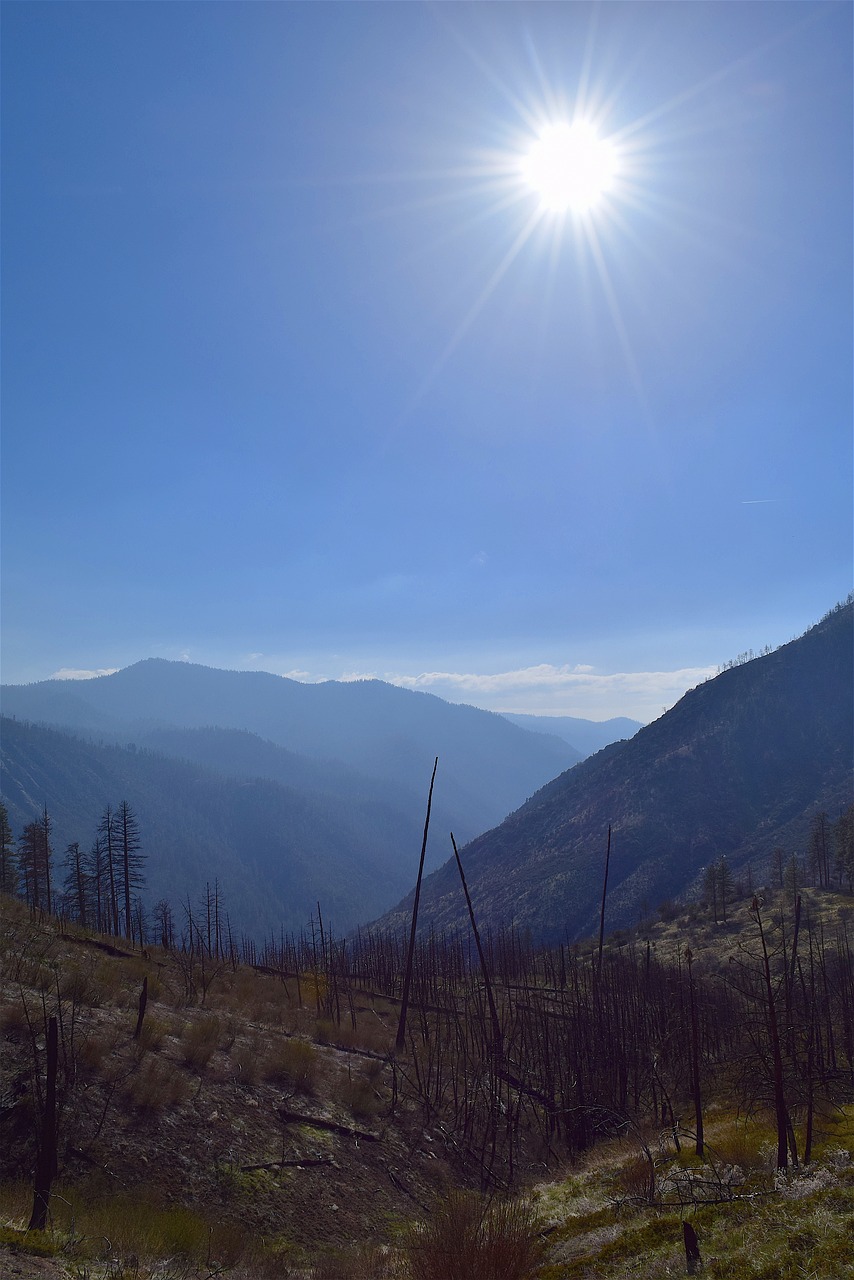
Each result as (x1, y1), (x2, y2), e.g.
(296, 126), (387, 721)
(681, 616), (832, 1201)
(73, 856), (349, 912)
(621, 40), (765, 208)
(521, 120), (618, 214)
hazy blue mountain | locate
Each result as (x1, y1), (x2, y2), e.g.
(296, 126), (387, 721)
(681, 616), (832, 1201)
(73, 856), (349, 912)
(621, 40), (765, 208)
(1, 661), (580, 902)
(500, 713), (642, 758)
(377, 601), (854, 944)
(0, 718), (426, 937)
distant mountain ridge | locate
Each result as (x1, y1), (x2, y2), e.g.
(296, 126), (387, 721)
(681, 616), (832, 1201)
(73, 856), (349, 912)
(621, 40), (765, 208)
(376, 601), (854, 944)
(500, 712), (643, 757)
(0, 659), (589, 934)
(1, 658), (580, 856)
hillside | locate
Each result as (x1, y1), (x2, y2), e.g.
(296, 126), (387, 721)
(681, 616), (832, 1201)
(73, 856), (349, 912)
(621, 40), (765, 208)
(2, 893), (853, 1280)
(0, 660), (578, 859)
(377, 600), (854, 944)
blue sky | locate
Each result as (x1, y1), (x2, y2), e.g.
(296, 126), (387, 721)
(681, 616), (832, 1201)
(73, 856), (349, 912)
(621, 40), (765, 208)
(2, 1), (851, 722)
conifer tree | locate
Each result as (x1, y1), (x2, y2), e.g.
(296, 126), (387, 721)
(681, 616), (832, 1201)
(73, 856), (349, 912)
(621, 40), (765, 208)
(716, 856), (733, 922)
(703, 863), (718, 923)
(86, 834), (107, 932)
(808, 812), (830, 888)
(62, 842), (89, 928)
(18, 811), (53, 913)
(97, 806), (120, 935)
(115, 801), (144, 941)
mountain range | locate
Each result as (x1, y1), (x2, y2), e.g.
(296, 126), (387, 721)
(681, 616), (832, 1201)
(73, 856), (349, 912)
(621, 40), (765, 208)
(376, 599), (854, 943)
(1, 659), (628, 935)
(501, 712), (643, 757)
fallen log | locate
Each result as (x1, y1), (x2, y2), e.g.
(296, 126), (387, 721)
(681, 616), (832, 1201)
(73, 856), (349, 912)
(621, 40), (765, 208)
(276, 1107), (380, 1141)
(240, 1158), (336, 1172)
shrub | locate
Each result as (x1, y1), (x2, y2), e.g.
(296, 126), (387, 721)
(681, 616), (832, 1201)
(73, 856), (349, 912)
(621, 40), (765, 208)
(404, 1190), (545, 1280)
(124, 1056), (189, 1111)
(79, 1027), (124, 1077)
(614, 1153), (656, 1203)
(0, 999), (31, 1040)
(232, 1037), (261, 1085)
(311, 1242), (402, 1278)
(263, 1038), (318, 1094)
(339, 1075), (381, 1121)
(58, 961), (102, 1007)
(181, 1013), (221, 1070)
(708, 1123), (771, 1173)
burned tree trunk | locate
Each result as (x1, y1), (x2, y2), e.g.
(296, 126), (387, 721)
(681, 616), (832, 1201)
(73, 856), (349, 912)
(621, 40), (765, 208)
(395, 758), (438, 1054)
(28, 1015), (58, 1232)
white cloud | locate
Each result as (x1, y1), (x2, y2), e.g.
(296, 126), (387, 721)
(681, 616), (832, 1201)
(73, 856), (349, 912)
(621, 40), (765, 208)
(50, 667), (119, 681)
(381, 662), (717, 722)
(233, 655), (718, 722)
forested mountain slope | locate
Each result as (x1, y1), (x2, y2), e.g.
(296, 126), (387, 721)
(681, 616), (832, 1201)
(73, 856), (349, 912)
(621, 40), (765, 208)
(378, 601), (854, 943)
(0, 718), (425, 936)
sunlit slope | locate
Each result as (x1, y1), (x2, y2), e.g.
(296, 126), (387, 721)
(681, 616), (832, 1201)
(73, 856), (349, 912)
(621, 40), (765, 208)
(378, 601), (854, 943)
(0, 660), (579, 856)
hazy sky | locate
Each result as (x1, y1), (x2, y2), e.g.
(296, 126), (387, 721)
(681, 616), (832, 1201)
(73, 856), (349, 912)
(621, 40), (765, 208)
(2, 2), (851, 722)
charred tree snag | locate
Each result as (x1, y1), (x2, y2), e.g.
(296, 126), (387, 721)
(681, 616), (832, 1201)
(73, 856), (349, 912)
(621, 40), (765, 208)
(134, 975), (148, 1040)
(28, 1015), (58, 1232)
(686, 948), (704, 1159)
(451, 832), (503, 1061)
(395, 757), (438, 1054)
(750, 896), (791, 1170)
(683, 1221), (702, 1274)
(597, 825), (612, 971)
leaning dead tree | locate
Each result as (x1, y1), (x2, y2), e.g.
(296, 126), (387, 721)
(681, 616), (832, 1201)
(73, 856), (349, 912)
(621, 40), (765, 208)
(395, 757), (438, 1054)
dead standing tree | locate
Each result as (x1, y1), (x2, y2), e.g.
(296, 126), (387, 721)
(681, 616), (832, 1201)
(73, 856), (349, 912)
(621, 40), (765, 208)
(395, 757), (438, 1054)
(27, 1013), (58, 1231)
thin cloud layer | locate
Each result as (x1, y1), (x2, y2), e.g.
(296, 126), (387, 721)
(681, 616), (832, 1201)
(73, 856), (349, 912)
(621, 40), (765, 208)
(383, 663), (717, 722)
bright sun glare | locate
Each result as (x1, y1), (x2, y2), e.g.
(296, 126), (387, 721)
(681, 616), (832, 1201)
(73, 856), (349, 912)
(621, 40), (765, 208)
(521, 120), (618, 213)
